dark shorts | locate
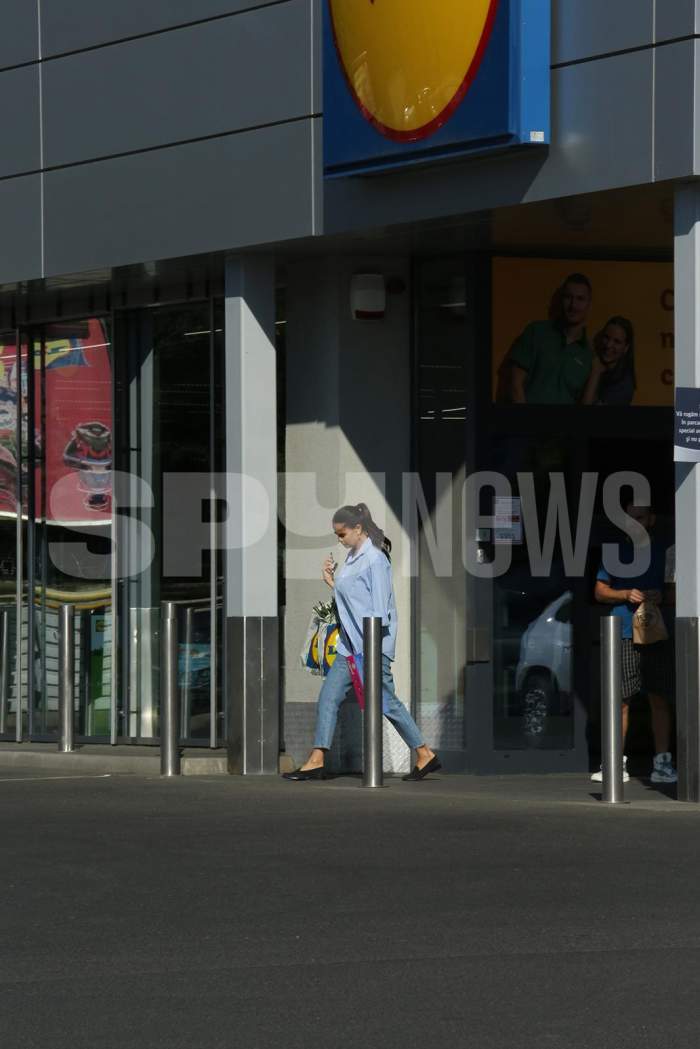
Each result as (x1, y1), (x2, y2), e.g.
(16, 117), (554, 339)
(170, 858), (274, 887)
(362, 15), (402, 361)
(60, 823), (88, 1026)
(621, 638), (674, 701)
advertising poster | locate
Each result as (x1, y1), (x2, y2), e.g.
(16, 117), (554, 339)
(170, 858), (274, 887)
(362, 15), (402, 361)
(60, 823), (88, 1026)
(0, 319), (112, 523)
(492, 258), (674, 407)
(493, 496), (523, 545)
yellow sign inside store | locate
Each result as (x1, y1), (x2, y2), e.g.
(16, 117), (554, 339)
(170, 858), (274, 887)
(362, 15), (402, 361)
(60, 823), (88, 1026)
(491, 257), (675, 407)
(329, 0), (499, 140)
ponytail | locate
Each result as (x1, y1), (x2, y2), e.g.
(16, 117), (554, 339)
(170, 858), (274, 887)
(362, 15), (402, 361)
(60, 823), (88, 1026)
(332, 502), (392, 559)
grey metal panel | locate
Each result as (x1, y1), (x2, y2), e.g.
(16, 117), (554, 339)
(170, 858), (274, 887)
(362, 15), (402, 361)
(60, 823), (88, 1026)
(654, 42), (694, 182)
(655, 0), (697, 42)
(552, 0), (653, 65)
(40, 0), (287, 56)
(43, 118), (315, 275)
(695, 41), (700, 175)
(675, 617), (700, 802)
(0, 0), (38, 69)
(325, 52), (654, 235)
(226, 616), (244, 773)
(310, 0), (323, 113)
(261, 616), (280, 773)
(0, 175), (42, 284)
(244, 617), (262, 768)
(543, 52), (654, 195)
(0, 65), (41, 177)
(43, 1), (312, 167)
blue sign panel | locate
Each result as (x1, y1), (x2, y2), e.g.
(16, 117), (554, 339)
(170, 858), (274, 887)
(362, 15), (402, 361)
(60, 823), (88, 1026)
(324, 0), (551, 177)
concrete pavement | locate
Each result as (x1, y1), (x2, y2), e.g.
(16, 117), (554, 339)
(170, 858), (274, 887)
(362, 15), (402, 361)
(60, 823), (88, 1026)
(1, 769), (700, 1048)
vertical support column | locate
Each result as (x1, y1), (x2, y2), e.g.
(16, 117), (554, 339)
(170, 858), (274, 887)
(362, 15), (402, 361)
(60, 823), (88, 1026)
(674, 184), (700, 801)
(362, 617), (384, 788)
(600, 617), (624, 804)
(160, 601), (181, 776)
(0, 607), (8, 736)
(224, 256), (279, 775)
(58, 604), (75, 754)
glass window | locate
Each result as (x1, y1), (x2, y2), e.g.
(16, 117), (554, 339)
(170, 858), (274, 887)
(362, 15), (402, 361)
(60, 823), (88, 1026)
(492, 257), (674, 407)
(415, 260), (469, 752)
(114, 304), (224, 744)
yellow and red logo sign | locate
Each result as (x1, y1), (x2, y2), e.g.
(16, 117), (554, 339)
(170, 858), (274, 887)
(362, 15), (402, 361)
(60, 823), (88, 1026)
(328, 0), (500, 141)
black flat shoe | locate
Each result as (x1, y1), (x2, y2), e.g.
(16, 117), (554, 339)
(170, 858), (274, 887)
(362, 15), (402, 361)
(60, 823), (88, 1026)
(402, 755), (442, 781)
(282, 766), (328, 781)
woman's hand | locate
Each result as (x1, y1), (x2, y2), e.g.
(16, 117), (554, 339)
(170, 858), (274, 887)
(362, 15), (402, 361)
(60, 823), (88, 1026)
(581, 355), (606, 404)
(322, 557), (336, 589)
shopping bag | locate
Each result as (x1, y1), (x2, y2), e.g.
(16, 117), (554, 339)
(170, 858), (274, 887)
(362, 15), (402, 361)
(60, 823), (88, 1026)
(632, 601), (668, 645)
(299, 601), (340, 676)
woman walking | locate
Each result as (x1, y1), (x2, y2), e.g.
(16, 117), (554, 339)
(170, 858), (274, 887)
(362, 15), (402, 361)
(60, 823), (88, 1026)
(284, 503), (441, 782)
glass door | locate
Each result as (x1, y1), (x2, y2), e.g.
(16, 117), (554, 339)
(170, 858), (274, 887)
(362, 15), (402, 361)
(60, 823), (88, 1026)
(0, 331), (25, 741)
(114, 303), (224, 746)
(479, 422), (587, 768)
(414, 259), (591, 772)
(29, 320), (113, 740)
(0, 320), (114, 742)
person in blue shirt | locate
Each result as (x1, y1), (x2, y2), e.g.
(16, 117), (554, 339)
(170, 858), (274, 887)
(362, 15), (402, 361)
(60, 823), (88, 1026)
(592, 503), (676, 784)
(284, 503), (440, 782)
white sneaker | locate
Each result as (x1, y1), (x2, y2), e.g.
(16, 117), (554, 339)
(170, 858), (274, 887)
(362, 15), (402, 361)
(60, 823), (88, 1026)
(591, 755), (630, 782)
(650, 752), (677, 784)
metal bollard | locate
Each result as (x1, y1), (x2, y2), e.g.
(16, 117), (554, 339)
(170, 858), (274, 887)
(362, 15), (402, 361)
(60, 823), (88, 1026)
(362, 616), (383, 788)
(160, 601), (181, 776)
(58, 604), (75, 753)
(0, 608), (8, 736)
(601, 615), (624, 803)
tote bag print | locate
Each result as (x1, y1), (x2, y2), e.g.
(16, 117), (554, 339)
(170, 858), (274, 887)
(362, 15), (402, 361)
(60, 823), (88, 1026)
(300, 601), (340, 676)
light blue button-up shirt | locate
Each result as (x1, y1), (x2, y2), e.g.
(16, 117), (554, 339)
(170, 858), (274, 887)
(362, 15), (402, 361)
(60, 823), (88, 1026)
(334, 537), (397, 660)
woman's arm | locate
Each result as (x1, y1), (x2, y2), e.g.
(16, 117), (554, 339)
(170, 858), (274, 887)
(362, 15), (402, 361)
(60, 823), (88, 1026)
(581, 356), (605, 405)
(368, 557), (393, 624)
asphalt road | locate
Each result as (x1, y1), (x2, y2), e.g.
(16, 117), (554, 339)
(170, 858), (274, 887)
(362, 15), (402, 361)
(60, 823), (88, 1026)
(2, 770), (700, 1049)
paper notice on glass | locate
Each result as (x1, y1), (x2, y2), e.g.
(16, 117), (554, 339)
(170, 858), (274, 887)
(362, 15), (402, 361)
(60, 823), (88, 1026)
(493, 496), (523, 545)
(675, 387), (700, 462)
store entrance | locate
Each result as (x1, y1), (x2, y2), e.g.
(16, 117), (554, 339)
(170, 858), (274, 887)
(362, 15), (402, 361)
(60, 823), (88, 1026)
(0, 303), (226, 747)
(113, 303), (225, 746)
(472, 408), (674, 773)
(0, 319), (114, 742)
(414, 255), (675, 774)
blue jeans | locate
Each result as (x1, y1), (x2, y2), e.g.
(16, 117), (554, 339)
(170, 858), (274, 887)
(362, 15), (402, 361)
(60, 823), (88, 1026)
(313, 654), (424, 751)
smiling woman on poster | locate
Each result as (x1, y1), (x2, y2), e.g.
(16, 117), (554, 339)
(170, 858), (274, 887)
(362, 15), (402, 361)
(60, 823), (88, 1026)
(581, 316), (636, 406)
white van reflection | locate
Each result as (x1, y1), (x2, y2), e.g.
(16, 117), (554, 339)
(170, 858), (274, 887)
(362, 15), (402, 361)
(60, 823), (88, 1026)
(515, 591), (573, 741)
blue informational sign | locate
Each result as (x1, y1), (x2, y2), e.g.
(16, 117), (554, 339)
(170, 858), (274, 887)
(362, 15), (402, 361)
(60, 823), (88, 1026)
(675, 387), (700, 462)
(324, 0), (551, 177)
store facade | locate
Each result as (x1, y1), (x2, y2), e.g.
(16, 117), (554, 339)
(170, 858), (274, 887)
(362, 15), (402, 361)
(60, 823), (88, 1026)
(1, 1), (699, 791)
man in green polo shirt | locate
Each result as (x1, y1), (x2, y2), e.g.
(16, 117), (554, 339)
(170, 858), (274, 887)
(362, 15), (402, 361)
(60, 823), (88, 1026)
(507, 273), (594, 404)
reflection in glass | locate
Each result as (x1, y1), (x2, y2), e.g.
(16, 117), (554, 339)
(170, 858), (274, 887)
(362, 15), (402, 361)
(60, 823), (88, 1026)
(492, 436), (576, 750)
(0, 321), (113, 740)
(32, 321), (113, 738)
(0, 333), (22, 738)
(115, 305), (224, 744)
(415, 260), (468, 751)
